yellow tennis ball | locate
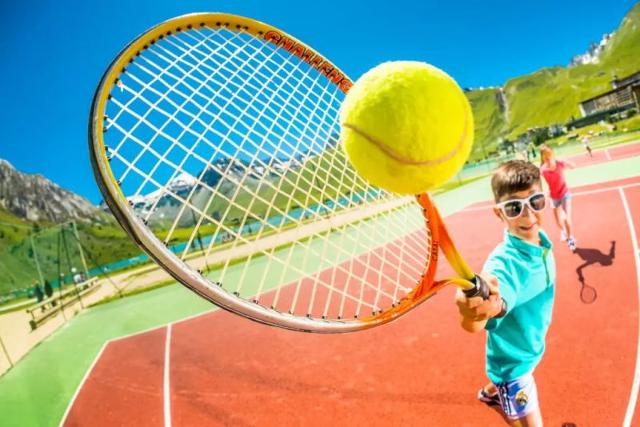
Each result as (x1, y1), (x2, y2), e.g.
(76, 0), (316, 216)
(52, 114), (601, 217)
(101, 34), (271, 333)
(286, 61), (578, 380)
(340, 61), (474, 194)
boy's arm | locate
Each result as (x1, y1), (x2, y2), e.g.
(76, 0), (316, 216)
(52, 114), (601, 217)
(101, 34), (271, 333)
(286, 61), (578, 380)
(455, 273), (505, 333)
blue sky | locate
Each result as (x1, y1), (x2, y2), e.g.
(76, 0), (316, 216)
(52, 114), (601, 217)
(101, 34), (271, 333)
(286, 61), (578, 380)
(0, 0), (637, 204)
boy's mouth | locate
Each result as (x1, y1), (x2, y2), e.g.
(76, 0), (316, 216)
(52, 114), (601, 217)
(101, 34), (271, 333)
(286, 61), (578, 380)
(518, 224), (537, 232)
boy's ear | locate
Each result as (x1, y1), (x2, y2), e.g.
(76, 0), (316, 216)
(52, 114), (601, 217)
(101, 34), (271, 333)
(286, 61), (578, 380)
(493, 207), (504, 221)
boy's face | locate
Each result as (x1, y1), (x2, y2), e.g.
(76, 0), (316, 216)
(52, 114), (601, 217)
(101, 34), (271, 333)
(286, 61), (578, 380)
(493, 183), (544, 244)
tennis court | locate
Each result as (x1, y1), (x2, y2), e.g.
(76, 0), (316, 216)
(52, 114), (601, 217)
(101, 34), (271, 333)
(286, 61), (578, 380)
(55, 143), (640, 426)
(0, 142), (639, 426)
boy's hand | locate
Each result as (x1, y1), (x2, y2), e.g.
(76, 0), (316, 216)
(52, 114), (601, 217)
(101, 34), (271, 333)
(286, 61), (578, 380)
(455, 273), (503, 321)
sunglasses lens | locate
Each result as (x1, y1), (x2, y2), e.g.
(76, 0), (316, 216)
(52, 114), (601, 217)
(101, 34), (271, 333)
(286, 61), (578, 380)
(530, 194), (546, 211)
(503, 201), (523, 218)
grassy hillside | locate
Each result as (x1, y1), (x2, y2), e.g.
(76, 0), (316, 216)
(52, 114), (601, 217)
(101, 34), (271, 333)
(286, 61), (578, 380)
(0, 207), (34, 252)
(468, 2), (640, 159)
(467, 88), (508, 158)
(0, 218), (142, 295)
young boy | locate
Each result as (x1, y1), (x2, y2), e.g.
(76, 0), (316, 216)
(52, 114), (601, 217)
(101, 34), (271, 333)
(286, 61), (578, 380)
(456, 160), (555, 426)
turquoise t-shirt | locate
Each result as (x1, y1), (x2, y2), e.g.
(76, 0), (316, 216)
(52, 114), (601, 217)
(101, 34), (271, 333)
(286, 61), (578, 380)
(483, 229), (556, 383)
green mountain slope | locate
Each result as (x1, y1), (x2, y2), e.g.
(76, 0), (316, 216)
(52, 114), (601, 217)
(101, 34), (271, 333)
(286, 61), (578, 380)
(467, 88), (508, 158)
(468, 2), (640, 159)
(0, 217), (142, 295)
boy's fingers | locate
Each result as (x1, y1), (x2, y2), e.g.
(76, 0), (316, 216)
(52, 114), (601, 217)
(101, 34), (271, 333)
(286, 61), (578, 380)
(455, 283), (503, 320)
(454, 288), (466, 303)
(466, 296), (483, 308)
(467, 295), (501, 319)
(480, 272), (498, 284)
(488, 294), (500, 308)
(480, 272), (500, 295)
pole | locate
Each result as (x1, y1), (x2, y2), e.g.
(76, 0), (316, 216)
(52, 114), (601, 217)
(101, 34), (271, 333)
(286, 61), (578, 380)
(29, 234), (45, 285)
(68, 229), (123, 298)
(71, 221), (89, 278)
(0, 333), (13, 368)
(190, 209), (210, 273)
(61, 224), (84, 309)
(56, 229), (67, 321)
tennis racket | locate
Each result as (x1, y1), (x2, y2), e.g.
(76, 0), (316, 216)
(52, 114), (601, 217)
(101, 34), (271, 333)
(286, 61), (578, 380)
(577, 273), (597, 304)
(580, 280), (597, 304)
(89, 12), (488, 333)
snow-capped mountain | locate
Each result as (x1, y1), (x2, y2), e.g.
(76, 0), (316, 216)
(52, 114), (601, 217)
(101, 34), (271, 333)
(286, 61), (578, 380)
(569, 32), (614, 67)
(128, 171), (198, 209)
(127, 155), (304, 225)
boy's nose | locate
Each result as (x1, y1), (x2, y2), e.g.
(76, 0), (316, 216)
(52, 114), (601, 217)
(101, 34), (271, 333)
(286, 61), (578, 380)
(521, 205), (535, 218)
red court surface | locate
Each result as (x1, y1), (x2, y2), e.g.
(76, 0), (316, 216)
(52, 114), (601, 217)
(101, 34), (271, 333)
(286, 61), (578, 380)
(568, 140), (640, 167)
(63, 175), (640, 427)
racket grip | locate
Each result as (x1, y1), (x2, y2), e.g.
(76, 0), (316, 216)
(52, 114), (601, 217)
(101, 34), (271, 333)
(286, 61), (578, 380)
(463, 275), (490, 300)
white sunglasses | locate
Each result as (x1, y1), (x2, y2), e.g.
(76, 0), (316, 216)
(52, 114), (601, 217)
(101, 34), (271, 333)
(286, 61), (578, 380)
(496, 192), (546, 219)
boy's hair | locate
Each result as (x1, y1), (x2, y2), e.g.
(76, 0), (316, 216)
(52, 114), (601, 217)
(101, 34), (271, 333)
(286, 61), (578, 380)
(491, 160), (541, 202)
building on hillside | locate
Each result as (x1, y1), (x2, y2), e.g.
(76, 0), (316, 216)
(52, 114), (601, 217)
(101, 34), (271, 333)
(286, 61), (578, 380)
(568, 71), (640, 129)
(611, 71), (640, 89)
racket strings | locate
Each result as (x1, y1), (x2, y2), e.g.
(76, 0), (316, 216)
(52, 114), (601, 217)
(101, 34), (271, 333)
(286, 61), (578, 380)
(235, 76), (340, 299)
(161, 36), (301, 251)
(102, 25), (433, 320)
(115, 27), (348, 237)
(115, 30), (350, 244)
(107, 30), (228, 183)
(126, 32), (262, 232)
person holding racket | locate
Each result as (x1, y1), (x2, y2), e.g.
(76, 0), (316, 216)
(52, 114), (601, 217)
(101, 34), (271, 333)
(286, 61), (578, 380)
(456, 160), (555, 426)
(539, 144), (577, 251)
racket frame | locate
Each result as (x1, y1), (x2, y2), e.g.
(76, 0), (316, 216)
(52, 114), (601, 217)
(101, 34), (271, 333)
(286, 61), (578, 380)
(89, 12), (485, 333)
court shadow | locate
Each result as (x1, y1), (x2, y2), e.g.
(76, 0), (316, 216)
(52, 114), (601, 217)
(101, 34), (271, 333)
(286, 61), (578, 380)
(573, 241), (616, 303)
(574, 241), (616, 281)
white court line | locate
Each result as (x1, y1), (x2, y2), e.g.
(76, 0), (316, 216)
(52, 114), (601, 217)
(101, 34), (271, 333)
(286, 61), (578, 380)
(58, 342), (109, 427)
(109, 308), (215, 344)
(462, 180), (640, 213)
(605, 149), (612, 161)
(621, 187), (640, 427)
(164, 324), (172, 427)
(58, 319), (186, 426)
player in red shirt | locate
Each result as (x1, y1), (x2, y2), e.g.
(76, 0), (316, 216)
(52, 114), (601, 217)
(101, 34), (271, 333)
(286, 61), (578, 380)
(540, 144), (577, 251)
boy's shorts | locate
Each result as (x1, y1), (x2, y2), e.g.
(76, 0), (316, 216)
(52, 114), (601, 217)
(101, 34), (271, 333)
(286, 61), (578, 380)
(495, 373), (539, 420)
(551, 192), (571, 208)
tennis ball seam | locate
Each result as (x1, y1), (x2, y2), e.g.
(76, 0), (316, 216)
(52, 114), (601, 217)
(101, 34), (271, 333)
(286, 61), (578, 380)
(342, 114), (469, 167)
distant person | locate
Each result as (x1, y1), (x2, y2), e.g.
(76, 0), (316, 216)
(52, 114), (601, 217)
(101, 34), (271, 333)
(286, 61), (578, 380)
(540, 145), (577, 251)
(33, 281), (44, 303)
(527, 142), (537, 161)
(43, 279), (56, 306)
(581, 135), (593, 157)
(44, 280), (53, 299)
(72, 267), (83, 284)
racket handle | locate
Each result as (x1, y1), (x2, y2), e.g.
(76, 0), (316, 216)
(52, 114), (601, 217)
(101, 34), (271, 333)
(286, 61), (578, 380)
(463, 275), (490, 300)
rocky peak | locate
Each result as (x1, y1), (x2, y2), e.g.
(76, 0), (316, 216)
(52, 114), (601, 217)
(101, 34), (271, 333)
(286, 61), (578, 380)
(0, 159), (102, 223)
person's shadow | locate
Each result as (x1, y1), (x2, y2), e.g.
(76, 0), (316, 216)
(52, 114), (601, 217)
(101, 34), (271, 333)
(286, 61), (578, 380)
(573, 241), (616, 303)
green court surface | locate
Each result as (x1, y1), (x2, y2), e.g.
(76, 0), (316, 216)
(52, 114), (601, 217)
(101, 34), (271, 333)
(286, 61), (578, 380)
(0, 144), (638, 426)
(0, 286), (212, 427)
